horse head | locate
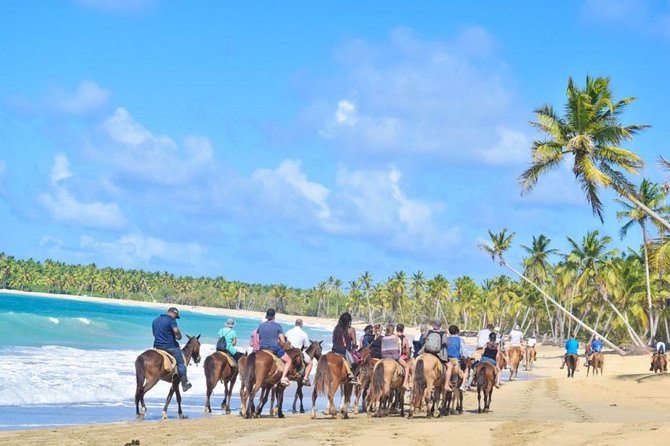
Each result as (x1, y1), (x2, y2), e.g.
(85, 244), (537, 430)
(307, 340), (323, 360)
(185, 334), (202, 365)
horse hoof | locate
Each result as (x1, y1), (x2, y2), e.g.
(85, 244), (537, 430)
(278, 413), (285, 419)
(311, 410), (316, 419)
(300, 409), (305, 414)
(179, 414), (188, 419)
(136, 414), (144, 421)
(225, 409), (231, 415)
(161, 412), (168, 420)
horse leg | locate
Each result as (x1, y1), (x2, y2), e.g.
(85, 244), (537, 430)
(175, 384), (186, 419)
(276, 385), (285, 419)
(311, 386), (318, 419)
(268, 387), (276, 417)
(477, 386), (482, 414)
(256, 386), (270, 417)
(328, 384), (337, 418)
(162, 382), (176, 420)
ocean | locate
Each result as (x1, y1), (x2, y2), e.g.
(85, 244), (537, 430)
(0, 293), (333, 430)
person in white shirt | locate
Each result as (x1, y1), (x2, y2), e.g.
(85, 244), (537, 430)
(656, 340), (666, 355)
(477, 324), (494, 349)
(285, 318), (313, 385)
(507, 325), (524, 365)
(527, 335), (537, 348)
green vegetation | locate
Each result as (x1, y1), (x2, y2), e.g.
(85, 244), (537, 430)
(2, 76), (670, 348)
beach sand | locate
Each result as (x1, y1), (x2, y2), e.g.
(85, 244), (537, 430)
(2, 345), (668, 446)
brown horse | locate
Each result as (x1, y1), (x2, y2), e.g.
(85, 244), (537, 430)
(134, 334), (201, 420)
(475, 362), (495, 413)
(565, 353), (578, 378)
(408, 353), (445, 418)
(651, 353), (667, 373)
(366, 358), (405, 417)
(239, 348), (303, 419)
(353, 347), (377, 413)
(310, 352), (355, 419)
(508, 347), (524, 381)
(291, 341), (323, 413)
(496, 351), (507, 371)
(586, 352), (604, 377)
(204, 350), (245, 414)
(525, 346), (536, 370)
(445, 358), (471, 416)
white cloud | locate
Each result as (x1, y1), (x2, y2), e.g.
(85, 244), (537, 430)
(581, 0), (670, 39)
(89, 107), (214, 185)
(79, 232), (205, 267)
(39, 154), (126, 229)
(310, 26), (530, 165)
(253, 160), (331, 220)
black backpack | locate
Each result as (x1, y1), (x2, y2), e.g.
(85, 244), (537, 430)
(216, 329), (230, 352)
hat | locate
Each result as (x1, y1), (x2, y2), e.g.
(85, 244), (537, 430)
(265, 308), (276, 319)
(225, 318), (235, 327)
(167, 307), (180, 319)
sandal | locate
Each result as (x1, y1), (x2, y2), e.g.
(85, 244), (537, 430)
(302, 378), (311, 386)
(280, 377), (290, 387)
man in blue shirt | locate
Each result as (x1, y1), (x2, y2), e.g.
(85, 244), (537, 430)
(444, 325), (469, 392)
(152, 307), (191, 391)
(258, 308), (292, 387)
(560, 336), (580, 372)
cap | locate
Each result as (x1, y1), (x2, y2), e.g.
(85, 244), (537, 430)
(265, 308), (276, 319)
(168, 307), (180, 319)
(225, 318), (235, 327)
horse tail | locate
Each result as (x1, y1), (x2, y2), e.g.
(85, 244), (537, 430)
(313, 354), (331, 397)
(243, 352), (257, 395)
(476, 364), (486, 388)
(134, 355), (145, 399)
(204, 354), (215, 386)
(370, 360), (386, 402)
(412, 358), (426, 407)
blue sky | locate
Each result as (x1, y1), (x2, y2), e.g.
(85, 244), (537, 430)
(1, 0), (670, 288)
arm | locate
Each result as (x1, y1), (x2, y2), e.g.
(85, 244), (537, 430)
(171, 320), (182, 341)
(348, 327), (358, 349)
(232, 336), (237, 346)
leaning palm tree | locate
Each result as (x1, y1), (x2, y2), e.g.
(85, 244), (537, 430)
(480, 229), (624, 354)
(522, 234), (559, 340)
(520, 76), (670, 232)
(616, 179), (670, 342)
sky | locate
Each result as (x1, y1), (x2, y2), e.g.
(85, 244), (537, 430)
(1, 0), (670, 288)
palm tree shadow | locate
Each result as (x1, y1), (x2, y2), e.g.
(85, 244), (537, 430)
(615, 373), (670, 383)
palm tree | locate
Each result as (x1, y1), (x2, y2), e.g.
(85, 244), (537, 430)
(358, 271), (374, 323)
(480, 229), (624, 354)
(616, 179), (670, 342)
(519, 76), (670, 232)
(522, 235), (559, 340)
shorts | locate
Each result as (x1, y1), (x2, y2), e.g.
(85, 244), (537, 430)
(263, 346), (286, 358)
(448, 357), (460, 366)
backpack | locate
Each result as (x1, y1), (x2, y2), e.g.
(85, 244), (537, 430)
(424, 331), (442, 354)
(216, 328), (231, 352)
(381, 335), (400, 359)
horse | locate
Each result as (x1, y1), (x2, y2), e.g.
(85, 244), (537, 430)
(508, 347), (524, 381)
(565, 353), (578, 378)
(525, 346), (536, 370)
(292, 340), (323, 413)
(408, 353), (445, 418)
(134, 334), (201, 420)
(366, 357), (405, 417)
(444, 358), (471, 416)
(496, 351), (507, 371)
(239, 348), (303, 419)
(475, 362), (495, 413)
(204, 350), (245, 414)
(310, 352), (355, 419)
(353, 347), (376, 413)
(651, 353), (667, 373)
(586, 352), (604, 377)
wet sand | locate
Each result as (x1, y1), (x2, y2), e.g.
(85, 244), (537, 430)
(2, 346), (668, 445)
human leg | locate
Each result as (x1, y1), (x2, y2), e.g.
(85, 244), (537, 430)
(303, 355), (313, 385)
(165, 347), (191, 391)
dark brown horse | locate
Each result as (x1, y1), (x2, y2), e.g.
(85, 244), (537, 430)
(651, 353), (667, 373)
(353, 347), (375, 413)
(586, 352), (604, 377)
(291, 341), (323, 413)
(445, 358), (471, 415)
(508, 347), (524, 381)
(311, 352), (356, 419)
(566, 353), (578, 378)
(204, 350), (245, 414)
(366, 358), (405, 417)
(408, 353), (445, 418)
(475, 362), (495, 413)
(239, 348), (303, 419)
(134, 335), (201, 420)
(525, 346), (536, 370)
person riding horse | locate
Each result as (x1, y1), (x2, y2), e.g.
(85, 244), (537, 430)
(476, 332), (501, 388)
(585, 335), (603, 367)
(444, 325), (469, 392)
(331, 312), (358, 383)
(258, 308), (292, 387)
(650, 339), (667, 371)
(560, 336), (580, 372)
(152, 307), (192, 392)
(217, 318), (244, 363)
(286, 318), (313, 386)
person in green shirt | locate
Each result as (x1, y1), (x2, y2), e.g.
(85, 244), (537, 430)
(217, 318), (243, 360)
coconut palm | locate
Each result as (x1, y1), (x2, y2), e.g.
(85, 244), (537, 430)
(480, 229), (624, 354)
(519, 76), (670, 232)
(616, 179), (670, 342)
(358, 271), (374, 323)
(522, 235), (560, 340)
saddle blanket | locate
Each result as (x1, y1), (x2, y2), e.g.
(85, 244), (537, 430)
(152, 349), (184, 376)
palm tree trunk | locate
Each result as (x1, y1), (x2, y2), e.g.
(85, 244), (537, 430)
(501, 258), (625, 355)
(597, 283), (647, 347)
(623, 191), (670, 233)
(641, 228), (655, 344)
(365, 288), (373, 324)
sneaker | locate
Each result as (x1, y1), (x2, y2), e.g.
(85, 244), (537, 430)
(280, 377), (290, 387)
(181, 381), (192, 392)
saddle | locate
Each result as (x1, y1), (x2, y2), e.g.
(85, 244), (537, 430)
(153, 348), (183, 376)
(260, 349), (286, 372)
(215, 351), (237, 370)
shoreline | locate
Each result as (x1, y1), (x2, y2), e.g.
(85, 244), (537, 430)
(0, 288), (368, 333)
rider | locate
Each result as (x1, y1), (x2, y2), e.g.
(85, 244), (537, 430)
(475, 324), (494, 359)
(258, 308), (292, 387)
(413, 323), (428, 358)
(331, 312), (358, 383)
(360, 325), (374, 348)
(152, 307), (192, 392)
(419, 320), (448, 361)
(585, 335), (603, 366)
(444, 325), (469, 392)
(507, 324), (523, 366)
(560, 335), (579, 371)
(286, 318), (313, 386)
(478, 331), (501, 388)
(650, 339), (667, 371)
(217, 318), (244, 361)
(526, 334), (537, 362)
(370, 324), (383, 359)
(396, 324), (412, 391)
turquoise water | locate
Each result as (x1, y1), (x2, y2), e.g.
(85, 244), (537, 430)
(0, 293), (332, 430)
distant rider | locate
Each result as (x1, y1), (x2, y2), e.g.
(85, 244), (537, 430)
(445, 325), (469, 392)
(152, 307), (192, 392)
(560, 336), (579, 372)
(258, 308), (292, 387)
(217, 318), (244, 361)
(286, 318), (313, 386)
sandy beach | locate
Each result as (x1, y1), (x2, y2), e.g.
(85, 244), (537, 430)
(1, 344), (668, 446)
